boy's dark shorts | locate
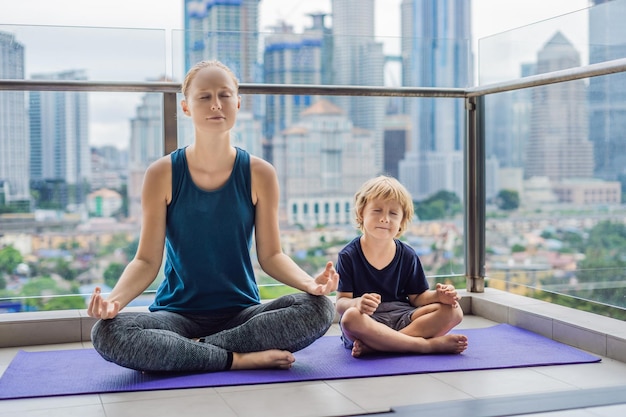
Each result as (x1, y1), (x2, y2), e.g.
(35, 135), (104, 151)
(340, 301), (416, 349)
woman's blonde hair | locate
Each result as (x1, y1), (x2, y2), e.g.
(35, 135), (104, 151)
(354, 175), (414, 237)
(181, 60), (239, 98)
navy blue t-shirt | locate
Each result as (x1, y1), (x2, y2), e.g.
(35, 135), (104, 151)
(336, 237), (429, 303)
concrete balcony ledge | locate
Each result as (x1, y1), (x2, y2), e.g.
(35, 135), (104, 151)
(1, 288), (625, 364)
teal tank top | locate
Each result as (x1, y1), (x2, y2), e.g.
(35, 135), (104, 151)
(150, 146), (260, 314)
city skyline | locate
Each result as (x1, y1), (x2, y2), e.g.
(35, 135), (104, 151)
(1, 0), (591, 149)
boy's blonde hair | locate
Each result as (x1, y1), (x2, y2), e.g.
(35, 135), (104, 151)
(181, 60), (239, 98)
(354, 175), (415, 238)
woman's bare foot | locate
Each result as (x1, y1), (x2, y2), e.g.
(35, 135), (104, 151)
(231, 350), (295, 370)
(423, 334), (468, 354)
(351, 339), (375, 358)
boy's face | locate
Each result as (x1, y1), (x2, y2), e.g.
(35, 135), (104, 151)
(361, 198), (404, 240)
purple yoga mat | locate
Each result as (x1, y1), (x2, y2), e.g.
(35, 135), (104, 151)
(0, 324), (600, 400)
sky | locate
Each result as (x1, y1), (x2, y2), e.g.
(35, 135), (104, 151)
(0, 0), (590, 42)
(0, 0), (591, 148)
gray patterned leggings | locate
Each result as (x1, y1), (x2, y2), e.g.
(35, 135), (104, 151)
(91, 293), (334, 373)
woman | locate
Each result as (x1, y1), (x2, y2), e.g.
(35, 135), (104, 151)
(88, 60), (338, 373)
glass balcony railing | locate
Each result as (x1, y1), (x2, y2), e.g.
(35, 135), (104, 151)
(1, 0), (626, 320)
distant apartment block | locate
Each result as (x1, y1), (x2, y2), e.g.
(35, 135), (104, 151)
(0, 31), (29, 204)
(272, 99), (377, 227)
(552, 179), (621, 205)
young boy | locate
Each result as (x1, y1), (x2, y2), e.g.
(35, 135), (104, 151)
(335, 176), (468, 357)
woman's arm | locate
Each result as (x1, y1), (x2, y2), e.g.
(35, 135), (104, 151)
(250, 156), (338, 295)
(88, 157), (171, 318)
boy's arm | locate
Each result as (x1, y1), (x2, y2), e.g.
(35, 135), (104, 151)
(335, 292), (357, 315)
(336, 291), (381, 315)
(409, 283), (461, 308)
(408, 290), (438, 307)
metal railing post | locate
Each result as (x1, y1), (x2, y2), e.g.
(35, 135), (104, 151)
(465, 95), (486, 292)
(163, 92), (179, 155)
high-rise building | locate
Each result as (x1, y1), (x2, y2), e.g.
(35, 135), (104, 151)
(127, 92), (163, 220)
(183, 0), (262, 171)
(383, 114), (411, 179)
(525, 32), (593, 181)
(331, 0), (385, 174)
(588, 0), (626, 180)
(263, 14), (331, 162)
(29, 70), (91, 210)
(0, 31), (29, 205)
(398, 0), (472, 200)
(272, 99), (377, 226)
(184, 0), (260, 98)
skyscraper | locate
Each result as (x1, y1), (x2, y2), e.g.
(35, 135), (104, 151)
(525, 32), (593, 181)
(183, 0), (262, 166)
(184, 0), (260, 103)
(263, 14), (331, 162)
(398, 0), (472, 200)
(331, 0), (385, 174)
(0, 31), (29, 205)
(29, 70), (91, 210)
(588, 0), (626, 180)
(127, 92), (163, 220)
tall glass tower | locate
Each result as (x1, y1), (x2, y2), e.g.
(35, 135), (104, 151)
(525, 32), (593, 181)
(29, 70), (91, 209)
(184, 0), (260, 109)
(183, 0), (262, 159)
(331, 0), (385, 174)
(0, 31), (29, 204)
(398, 0), (472, 200)
(263, 14), (331, 162)
(588, 0), (626, 180)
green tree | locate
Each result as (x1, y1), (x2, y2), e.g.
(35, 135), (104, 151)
(511, 243), (526, 253)
(42, 296), (86, 311)
(574, 220), (626, 308)
(19, 276), (60, 310)
(53, 258), (78, 281)
(415, 190), (461, 221)
(587, 220), (626, 252)
(104, 262), (126, 288)
(496, 189), (520, 211)
(0, 246), (23, 274)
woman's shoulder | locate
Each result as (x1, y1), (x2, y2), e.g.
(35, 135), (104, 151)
(249, 153), (274, 172)
(249, 154), (277, 184)
(146, 154), (173, 175)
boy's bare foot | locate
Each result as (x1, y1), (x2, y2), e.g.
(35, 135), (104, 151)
(231, 350), (295, 370)
(351, 339), (375, 358)
(351, 334), (468, 357)
(423, 334), (468, 354)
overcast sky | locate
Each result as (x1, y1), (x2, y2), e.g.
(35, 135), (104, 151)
(0, 0), (591, 148)
(0, 0), (590, 42)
